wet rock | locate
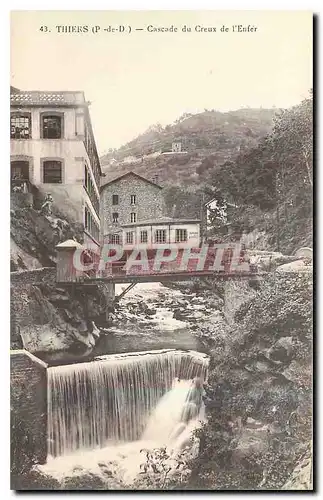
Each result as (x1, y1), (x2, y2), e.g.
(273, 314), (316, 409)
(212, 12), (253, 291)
(49, 293), (70, 303)
(62, 309), (75, 321)
(78, 321), (89, 335)
(145, 308), (157, 316)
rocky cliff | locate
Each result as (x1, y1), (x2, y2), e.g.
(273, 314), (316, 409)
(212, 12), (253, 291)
(188, 260), (313, 491)
(10, 192), (109, 358)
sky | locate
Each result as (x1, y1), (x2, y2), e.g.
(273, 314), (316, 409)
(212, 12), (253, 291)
(11, 10), (313, 154)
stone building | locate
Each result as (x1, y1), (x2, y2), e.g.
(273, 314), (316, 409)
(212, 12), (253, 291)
(100, 172), (166, 244)
(10, 87), (102, 247)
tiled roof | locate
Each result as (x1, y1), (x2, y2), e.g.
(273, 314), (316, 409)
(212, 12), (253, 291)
(100, 171), (163, 190)
(10, 90), (86, 106)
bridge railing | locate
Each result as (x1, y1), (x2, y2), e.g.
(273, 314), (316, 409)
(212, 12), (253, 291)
(57, 243), (259, 283)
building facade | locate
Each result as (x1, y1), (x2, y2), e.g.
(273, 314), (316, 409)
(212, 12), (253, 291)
(121, 217), (201, 250)
(100, 172), (166, 244)
(10, 88), (102, 247)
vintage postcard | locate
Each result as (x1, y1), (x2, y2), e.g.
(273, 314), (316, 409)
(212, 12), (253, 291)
(10, 10), (313, 491)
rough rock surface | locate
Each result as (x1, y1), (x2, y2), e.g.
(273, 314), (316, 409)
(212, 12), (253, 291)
(282, 441), (312, 490)
(11, 267), (109, 359)
(11, 192), (83, 272)
(189, 267), (312, 491)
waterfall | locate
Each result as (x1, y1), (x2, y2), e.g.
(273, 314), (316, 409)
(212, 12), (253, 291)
(142, 377), (205, 447)
(48, 349), (208, 458)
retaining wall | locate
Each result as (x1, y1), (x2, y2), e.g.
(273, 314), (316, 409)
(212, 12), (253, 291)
(11, 350), (48, 470)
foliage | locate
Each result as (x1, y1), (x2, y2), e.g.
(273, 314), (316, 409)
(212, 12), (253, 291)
(133, 447), (190, 490)
(205, 91), (313, 253)
(189, 270), (312, 490)
(62, 473), (107, 490)
(233, 272), (312, 350)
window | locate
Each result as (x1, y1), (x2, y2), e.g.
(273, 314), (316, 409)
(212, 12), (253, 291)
(43, 160), (62, 183)
(109, 234), (120, 245)
(130, 212), (136, 223)
(130, 194), (136, 205)
(155, 229), (166, 243)
(84, 163), (100, 216)
(112, 195), (119, 205)
(126, 231), (134, 244)
(140, 230), (148, 243)
(11, 161), (29, 181)
(11, 114), (31, 139)
(42, 115), (62, 139)
(112, 212), (119, 223)
(84, 205), (100, 242)
(84, 164), (91, 193)
(175, 229), (188, 242)
(11, 161), (30, 192)
(85, 206), (90, 231)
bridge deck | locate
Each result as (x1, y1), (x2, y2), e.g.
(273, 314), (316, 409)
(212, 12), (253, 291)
(61, 270), (264, 285)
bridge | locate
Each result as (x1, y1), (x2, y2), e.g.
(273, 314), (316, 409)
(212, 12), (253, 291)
(55, 241), (261, 288)
(81, 267), (262, 285)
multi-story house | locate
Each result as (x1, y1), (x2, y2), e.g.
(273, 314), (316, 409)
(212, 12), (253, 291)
(100, 171), (202, 249)
(10, 87), (102, 247)
(100, 172), (167, 244)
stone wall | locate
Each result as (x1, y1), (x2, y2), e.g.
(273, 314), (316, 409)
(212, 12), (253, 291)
(101, 174), (166, 237)
(11, 350), (48, 468)
(11, 267), (56, 285)
(11, 269), (57, 349)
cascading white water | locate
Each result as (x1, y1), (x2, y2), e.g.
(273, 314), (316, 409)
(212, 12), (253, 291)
(48, 349), (208, 458)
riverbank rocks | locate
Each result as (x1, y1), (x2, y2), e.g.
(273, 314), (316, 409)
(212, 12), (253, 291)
(11, 269), (107, 359)
(190, 267), (312, 490)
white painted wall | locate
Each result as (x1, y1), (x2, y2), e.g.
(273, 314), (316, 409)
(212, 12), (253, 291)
(122, 222), (200, 250)
(11, 106), (100, 232)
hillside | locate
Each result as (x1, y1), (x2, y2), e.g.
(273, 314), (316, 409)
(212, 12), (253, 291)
(100, 108), (277, 188)
(204, 92), (313, 254)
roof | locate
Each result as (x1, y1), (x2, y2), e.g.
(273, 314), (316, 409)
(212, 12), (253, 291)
(56, 239), (84, 249)
(122, 217), (201, 228)
(205, 197), (238, 208)
(100, 171), (163, 190)
(10, 90), (87, 107)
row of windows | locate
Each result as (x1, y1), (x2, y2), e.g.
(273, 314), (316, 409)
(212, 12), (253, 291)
(11, 159), (64, 184)
(108, 229), (188, 245)
(10, 113), (63, 140)
(84, 163), (100, 215)
(112, 212), (137, 224)
(84, 205), (100, 243)
(84, 124), (101, 189)
(11, 112), (101, 191)
(112, 194), (136, 206)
